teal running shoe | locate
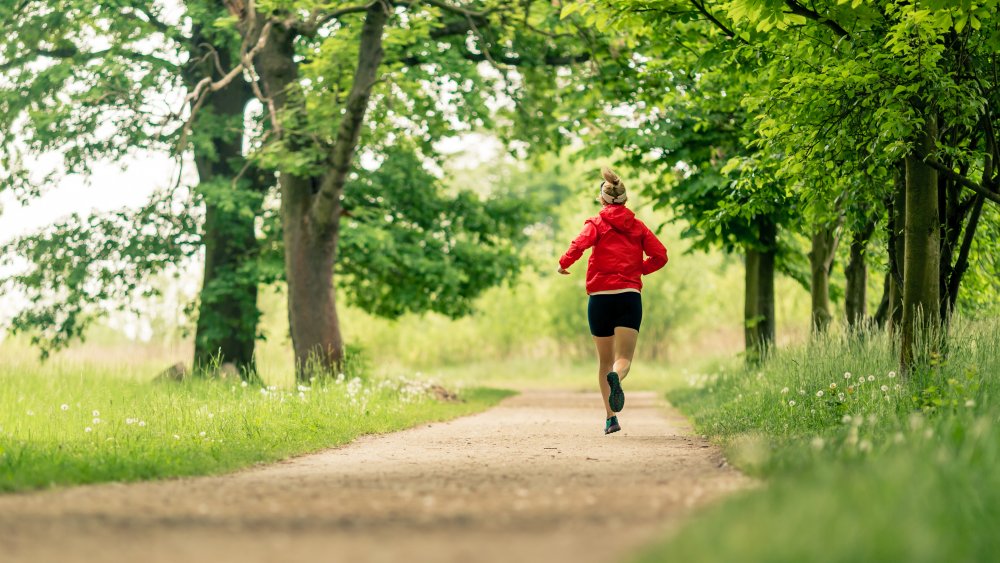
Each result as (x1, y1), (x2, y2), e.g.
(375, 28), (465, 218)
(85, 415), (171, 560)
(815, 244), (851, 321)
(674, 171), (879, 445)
(607, 371), (625, 412)
(605, 415), (621, 435)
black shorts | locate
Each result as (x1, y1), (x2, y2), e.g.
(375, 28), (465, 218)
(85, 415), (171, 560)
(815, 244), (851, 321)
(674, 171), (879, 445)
(588, 292), (642, 337)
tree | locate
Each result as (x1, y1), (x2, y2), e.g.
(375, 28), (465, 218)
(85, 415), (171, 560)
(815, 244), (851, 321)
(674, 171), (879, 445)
(0, 0), (268, 376)
(216, 0), (612, 377)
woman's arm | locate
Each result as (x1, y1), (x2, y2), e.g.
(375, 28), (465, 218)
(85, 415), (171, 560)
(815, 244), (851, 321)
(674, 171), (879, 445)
(559, 221), (598, 271)
(641, 226), (668, 274)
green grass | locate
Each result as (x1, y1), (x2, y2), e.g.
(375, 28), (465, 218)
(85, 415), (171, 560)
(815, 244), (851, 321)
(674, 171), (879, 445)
(0, 363), (512, 493)
(640, 320), (1000, 563)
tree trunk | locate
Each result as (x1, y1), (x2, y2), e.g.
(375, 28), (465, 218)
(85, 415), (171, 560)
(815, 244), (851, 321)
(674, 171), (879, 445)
(873, 271), (891, 328)
(187, 29), (264, 378)
(745, 217), (776, 364)
(901, 115), (941, 374)
(809, 226), (838, 333)
(845, 217), (876, 331)
(887, 164), (906, 333)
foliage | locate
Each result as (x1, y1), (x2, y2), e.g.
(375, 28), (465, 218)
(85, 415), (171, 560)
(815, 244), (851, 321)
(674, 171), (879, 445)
(0, 191), (200, 358)
(337, 145), (540, 318)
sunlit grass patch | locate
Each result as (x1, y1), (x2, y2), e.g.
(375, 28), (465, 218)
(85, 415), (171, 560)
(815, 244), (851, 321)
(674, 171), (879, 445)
(641, 319), (1000, 562)
(0, 365), (511, 493)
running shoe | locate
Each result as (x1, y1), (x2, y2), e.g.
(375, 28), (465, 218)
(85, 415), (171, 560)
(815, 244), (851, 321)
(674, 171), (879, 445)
(607, 371), (625, 412)
(605, 415), (621, 435)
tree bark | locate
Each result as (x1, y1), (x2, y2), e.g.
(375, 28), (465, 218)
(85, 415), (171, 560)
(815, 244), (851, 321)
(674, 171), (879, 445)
(901, 115), (941, 374)
(809, 226), (838, 333)
(887, 164), (906, 333)
(873, 271), (891, 328)
(845, 217), (876, 331)
(186, 27), (264, 378)
(745, 217), (776, 364)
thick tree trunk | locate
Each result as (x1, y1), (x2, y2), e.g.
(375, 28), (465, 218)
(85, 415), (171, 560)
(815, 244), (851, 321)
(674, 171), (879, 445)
(186, 29), (263, 378)
(745, 217), (776, 364)
(901, 115), (941, 374)
(845, 218), (876, 331)
(809, 226), (838, 333)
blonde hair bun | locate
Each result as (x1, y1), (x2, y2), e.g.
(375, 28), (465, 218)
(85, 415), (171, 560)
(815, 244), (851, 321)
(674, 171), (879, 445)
(600, 167), (627, 204)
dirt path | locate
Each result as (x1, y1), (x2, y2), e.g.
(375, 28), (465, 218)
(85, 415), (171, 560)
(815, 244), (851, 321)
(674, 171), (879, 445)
(0, 390), (749, 563)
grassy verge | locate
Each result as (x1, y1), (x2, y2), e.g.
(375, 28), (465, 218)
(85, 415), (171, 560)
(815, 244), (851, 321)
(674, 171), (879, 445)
(0, 365), (512, 493)
(640, 320), (1000, 562)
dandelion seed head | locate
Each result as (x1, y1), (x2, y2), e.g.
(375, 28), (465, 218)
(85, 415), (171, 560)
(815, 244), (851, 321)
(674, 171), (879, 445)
(60, 404), (69, 411)
(84, 427), (92, 433)
(965, 399), (976, 408)
(867, 375), (875, 382)
(829, 382), (837, 390)
(816, 390), (824, 397)
(880, 385), (889, 392)
(92, 418), (101, 424)
(844, 372), (852, 379)
(241, 381), (248, 388)
(92, 410), (99, 417)
(780, 387), (789, 394)
(888, 371), (897, 379)
(138, 421), (146, 427)
(788, 400), (797, 406)
(199, 431), (207, 437)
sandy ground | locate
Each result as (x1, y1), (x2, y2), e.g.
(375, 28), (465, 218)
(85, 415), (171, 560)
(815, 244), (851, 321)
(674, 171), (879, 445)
(0, 390), (750, 563)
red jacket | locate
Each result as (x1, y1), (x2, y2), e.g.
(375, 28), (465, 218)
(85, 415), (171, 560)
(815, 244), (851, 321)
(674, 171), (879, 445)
(559, 205), (668, 294)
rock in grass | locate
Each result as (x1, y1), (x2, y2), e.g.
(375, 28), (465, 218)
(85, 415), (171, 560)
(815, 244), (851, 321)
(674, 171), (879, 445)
(154, 362), (188, 383)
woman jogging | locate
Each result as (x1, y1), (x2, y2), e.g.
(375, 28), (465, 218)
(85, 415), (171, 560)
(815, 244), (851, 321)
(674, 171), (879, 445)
(558, 168), (668, 435)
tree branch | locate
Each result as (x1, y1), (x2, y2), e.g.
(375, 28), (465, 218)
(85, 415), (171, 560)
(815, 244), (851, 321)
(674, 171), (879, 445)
(920, 155), (1000, 207)
(689, 0), (748, 44)
(783, 0), (850, 39)
(309, 2), (389, 233)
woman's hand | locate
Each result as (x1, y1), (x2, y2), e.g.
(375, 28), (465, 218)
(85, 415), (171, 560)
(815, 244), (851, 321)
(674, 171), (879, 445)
(557, 267), (570, 275)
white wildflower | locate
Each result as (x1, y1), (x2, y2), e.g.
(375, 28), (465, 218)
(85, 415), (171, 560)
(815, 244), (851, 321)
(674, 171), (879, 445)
(829, 382), (837, 390)
(60, 404), (69, 411)
(780, 387), (789, 394)
(241, 381), (248, 388)
(838, 393), (845, 401)
(126, 418), (135, 425)
(799, 389), (806, 395)
(173, 434), (180, 440)
(199, 431), (207, 437)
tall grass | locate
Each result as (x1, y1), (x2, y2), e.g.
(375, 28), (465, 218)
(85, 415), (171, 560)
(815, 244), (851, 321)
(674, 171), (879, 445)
(640, 319), (1000, 562)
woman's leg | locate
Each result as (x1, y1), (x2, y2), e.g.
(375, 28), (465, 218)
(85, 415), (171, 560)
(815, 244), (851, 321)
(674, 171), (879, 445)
(593, 335), (616, 418)
(613, 326), (639, 381)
